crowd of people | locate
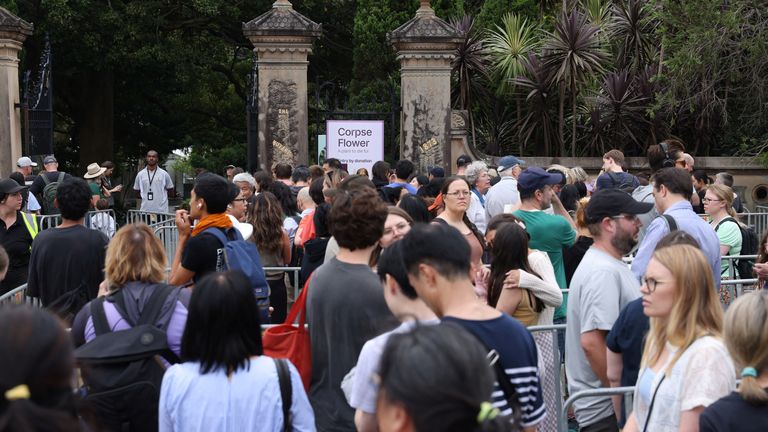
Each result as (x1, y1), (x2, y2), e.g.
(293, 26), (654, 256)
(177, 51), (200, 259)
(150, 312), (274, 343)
(0, 141), (767, 432)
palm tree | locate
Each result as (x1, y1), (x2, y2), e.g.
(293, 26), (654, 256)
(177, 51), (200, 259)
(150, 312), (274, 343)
(450, 15), (491, 149)
(486, 13), (538, 95)
(611, 0), (658, 73)
(513, 53), (561, 155)
(542, 10), (610, 156)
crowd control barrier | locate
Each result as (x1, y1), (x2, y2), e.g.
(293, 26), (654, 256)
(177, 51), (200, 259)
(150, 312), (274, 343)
(0, 284), (41, 307)
(127, 210), (176, 229)
(560, 387), (635, 432)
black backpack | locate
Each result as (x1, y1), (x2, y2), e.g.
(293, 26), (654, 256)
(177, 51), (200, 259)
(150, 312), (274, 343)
(74, 285), (180, 432)
(715, 217), (759, 278)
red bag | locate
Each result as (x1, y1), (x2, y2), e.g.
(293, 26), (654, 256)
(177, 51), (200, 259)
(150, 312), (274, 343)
(263, 277), (312, 390)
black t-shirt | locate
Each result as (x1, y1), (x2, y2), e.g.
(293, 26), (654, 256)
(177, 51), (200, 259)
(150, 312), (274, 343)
(180, 228), (239, 283)
(29, 171), (72, 196)
(27, 225), (108, 306)
(699, 391), (768, 432)
(606, 298), (649, 387)
(0, 212), (35, 295)
(563, 236), (594, 287)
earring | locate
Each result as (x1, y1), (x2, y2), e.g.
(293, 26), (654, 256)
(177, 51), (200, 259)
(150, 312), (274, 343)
(197, 204), (202, 209)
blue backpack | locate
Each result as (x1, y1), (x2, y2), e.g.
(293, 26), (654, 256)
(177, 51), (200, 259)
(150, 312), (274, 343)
(202, 227), (271, 322)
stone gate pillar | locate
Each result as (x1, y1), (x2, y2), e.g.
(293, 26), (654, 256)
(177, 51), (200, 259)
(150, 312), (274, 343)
(388, 0), (461, 173)
(0, 7), (32, 177)
(243, 0), (321, 170)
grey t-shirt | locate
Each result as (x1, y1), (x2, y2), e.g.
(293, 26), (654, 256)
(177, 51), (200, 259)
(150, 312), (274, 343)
(565, 247), (641, 427)
(307, 257), (394, 431)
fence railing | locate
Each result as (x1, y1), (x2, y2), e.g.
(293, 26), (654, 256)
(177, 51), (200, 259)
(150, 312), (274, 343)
(36, 209), (117, 234)
(126, 210), (176, 229)
(561, 387), (635, 432)
(528, 324), (566, 431)
(0, 284), (40, 307)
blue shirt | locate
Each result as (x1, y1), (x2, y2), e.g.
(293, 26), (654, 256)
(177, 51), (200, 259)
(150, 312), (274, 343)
(442, 314), (546, 428)
(631, 200), (721, 286)
(159, 357), (315, 432)
(383, 182), (417, 195)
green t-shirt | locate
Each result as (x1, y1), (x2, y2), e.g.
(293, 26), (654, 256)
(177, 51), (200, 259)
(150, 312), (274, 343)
(88, 182), (104, 199)
(714, 218), (742, 276)
(513, 209), (576, 319)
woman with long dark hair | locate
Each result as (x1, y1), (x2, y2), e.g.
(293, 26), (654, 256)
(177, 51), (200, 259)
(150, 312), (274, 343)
(433, 176), (486, 273)
(159, 271), (314, 431)
(247, 192), (291, 323)
(0, 307), (81, 431)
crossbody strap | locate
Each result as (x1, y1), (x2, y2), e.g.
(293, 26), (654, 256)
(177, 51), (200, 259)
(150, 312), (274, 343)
(274, 358), (292, 432)
(90, 297), (111, 336)
(643, 374), (666, 432)
(661, 214), (678, 232)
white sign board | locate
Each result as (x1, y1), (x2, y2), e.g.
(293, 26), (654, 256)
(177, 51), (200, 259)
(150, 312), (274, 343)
(326, 120), (384, 176)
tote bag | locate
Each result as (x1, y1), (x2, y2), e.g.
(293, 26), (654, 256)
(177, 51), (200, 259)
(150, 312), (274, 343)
(263, 277), (312, 390)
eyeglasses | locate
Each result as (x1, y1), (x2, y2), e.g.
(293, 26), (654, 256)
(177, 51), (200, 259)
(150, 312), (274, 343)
(445, 190), (471, 197)
(383, 222), (410, 236)
(611, 214), (639, 222)
(233, 198), (248, 203)
(641, 277), (669, 293)
(702, 198), (722, 203)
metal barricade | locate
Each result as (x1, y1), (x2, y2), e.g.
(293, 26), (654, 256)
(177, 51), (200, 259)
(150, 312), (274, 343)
(560, 387), (635, 432)
(739, 212), (768, 239)
(154, 226), (180, 261)
(127, 210), (176, 229)
(528, 324), (567, 432)
(0, 284), (42, 308)
(37, 214), (62, 230)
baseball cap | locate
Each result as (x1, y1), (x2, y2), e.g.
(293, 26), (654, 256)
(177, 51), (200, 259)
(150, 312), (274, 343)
(0, 178), (26, 194)
(497, 155), (525, 172)
(585, 189), (654, 224)
(43, 155), (57, 164)
(456, 154), (472, 168)
(517, 167), (564, 192)
(17, 157), (37, 168)
(224, 164), (235, 169)
(429, 166), (445, 178)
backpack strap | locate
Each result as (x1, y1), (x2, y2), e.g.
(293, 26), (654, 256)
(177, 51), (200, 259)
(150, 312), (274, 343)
(274, 358), (292, 432)
(56, 172), (65, 183)
(607, 171), (620, 187)
(41, 173), (51, 186)
(661, 214), (678, 232)
(90, 297), (111, 336)
(137, 285), (178, 327)
(201, 226), (241, 246)
(715, 216), (738, 232)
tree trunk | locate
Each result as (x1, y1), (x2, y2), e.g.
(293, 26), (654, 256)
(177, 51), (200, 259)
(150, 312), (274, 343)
(571, 80), (577, 157)
(559, 83), (565, 156)
(516, 98), (522, 154)
(72, 71), (114, 172)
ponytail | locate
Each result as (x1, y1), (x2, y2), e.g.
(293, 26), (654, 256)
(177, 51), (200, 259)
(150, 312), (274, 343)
(724, 291), (768, 405)
(739, 367), (768, 404)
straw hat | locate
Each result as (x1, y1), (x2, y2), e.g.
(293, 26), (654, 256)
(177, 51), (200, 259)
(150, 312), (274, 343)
(84, 163), (107, 179)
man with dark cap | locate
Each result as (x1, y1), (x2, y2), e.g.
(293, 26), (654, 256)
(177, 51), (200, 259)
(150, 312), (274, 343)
(29, 155), (72, 215)
(565, 189), (653, 432)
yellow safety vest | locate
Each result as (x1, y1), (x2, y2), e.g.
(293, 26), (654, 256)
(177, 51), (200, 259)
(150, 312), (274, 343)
(20, 212), (38, 249)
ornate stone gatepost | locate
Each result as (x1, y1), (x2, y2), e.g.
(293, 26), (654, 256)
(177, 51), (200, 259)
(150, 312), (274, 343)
(243, 0), (321, 170)
(388, 0), (461, 173)
(0, 7), (32, 176)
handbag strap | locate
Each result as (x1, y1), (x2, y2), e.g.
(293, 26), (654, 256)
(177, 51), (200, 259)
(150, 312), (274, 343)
(274, 358), (293, 432)
(90, 297), (110, 336)
(643, 374), (666, 432)
(284, 276), (311, 326)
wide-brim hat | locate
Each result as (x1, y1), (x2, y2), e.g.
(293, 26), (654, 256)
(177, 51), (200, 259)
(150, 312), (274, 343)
(84, 163), (107, 179)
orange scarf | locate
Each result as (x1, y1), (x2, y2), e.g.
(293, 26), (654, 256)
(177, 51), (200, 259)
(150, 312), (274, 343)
(191, 213), (233, 237)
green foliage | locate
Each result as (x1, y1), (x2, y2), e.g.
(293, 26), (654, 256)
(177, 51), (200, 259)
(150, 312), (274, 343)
(475, 0), (538, 31)
(486, 13), (538, 94)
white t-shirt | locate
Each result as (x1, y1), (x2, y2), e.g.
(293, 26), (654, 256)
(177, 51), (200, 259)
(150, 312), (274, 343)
(133, 167), (174, 213)
(468, 191), (487, 234)
(632, 336), (735, 432)
(349, 319), (439, 414)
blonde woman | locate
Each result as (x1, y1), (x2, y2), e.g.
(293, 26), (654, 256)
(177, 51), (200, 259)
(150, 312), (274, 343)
(624, 245), (735, 432)
(705, 184), (743, 306)
(73, 224), (190, 354)
(700, 290), (768, 431)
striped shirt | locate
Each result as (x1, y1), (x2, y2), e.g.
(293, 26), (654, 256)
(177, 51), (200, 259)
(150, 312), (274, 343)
(442, 314), (546, 427)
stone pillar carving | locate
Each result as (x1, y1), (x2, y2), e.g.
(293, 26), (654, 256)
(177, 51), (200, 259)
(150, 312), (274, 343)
(0, 7), (32, 176)
(388, 0), (461, 174)
(243, 0), (321, 170)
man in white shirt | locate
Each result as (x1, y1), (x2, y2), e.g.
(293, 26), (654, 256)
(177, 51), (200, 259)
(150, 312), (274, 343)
(133, 150), (174, 213)
(485, 155), (525, 218)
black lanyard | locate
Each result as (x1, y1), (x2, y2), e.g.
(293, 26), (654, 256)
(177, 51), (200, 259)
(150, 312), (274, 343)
(146, 167), (157, 187)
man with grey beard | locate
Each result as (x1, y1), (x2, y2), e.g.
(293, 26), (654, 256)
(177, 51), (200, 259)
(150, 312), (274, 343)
(565, 189), (653, 431)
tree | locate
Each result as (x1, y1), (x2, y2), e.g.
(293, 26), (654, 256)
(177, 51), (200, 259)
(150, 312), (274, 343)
(542, 10), (609, 156)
